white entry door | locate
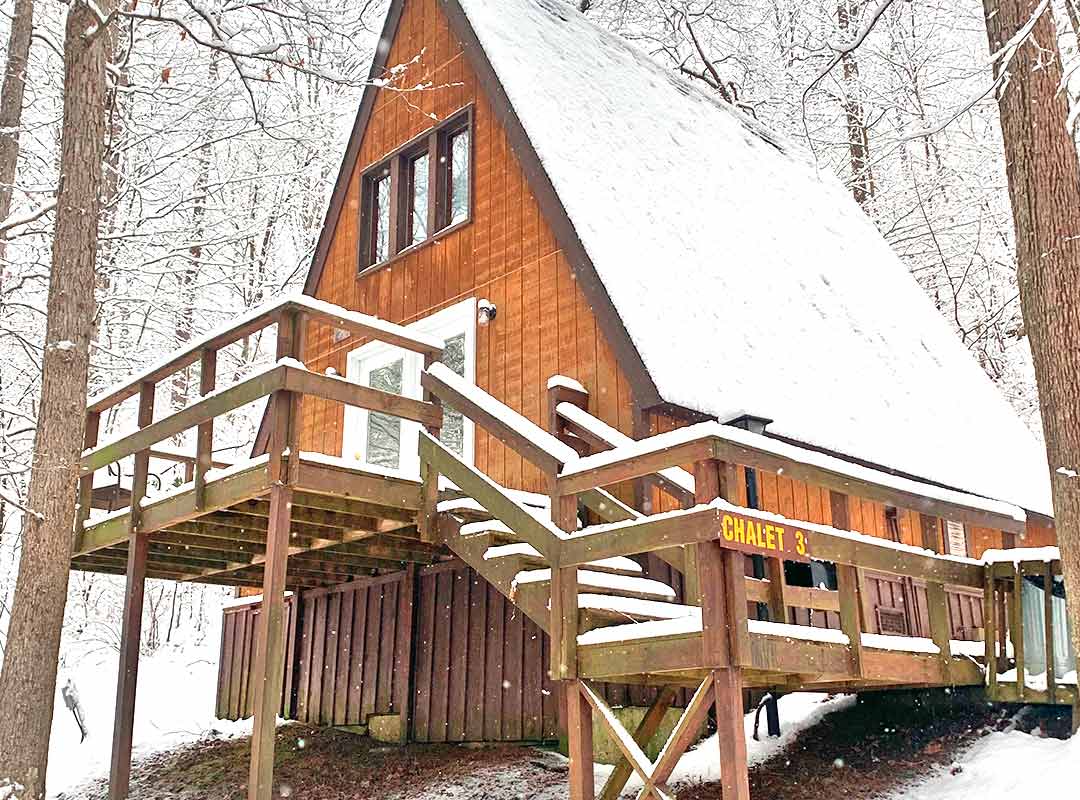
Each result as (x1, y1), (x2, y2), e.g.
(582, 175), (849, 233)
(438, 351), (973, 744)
(344, 298), (475, 478)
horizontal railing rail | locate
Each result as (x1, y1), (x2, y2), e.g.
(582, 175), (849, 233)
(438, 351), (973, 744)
(555, 422), (1026, 535)
(87, 294), (444, 416)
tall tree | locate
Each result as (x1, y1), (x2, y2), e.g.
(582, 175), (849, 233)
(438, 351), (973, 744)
(0, 0), (33, 257)
(0, 0), (115, 795)
(981, 0), (1080, 664)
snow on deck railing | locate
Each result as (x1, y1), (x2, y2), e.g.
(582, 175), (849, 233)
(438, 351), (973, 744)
(87, 293), (445, 413)
(426, 362), (580, 464)
(560, 420), (1026, 525)
(982, 546), (1061, 565)
(556, 401), (696, 495)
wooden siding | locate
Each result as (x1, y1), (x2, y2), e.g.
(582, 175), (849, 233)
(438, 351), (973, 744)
(298, 0), (638, 494)
(216, 596), (298, 720)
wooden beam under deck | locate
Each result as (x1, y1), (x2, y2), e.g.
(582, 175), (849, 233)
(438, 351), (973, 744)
(72, 455), (441, 590)
(576, 627), (985, 692)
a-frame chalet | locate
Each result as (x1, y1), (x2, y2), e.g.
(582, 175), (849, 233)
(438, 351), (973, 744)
(68, 1), (1072, 798)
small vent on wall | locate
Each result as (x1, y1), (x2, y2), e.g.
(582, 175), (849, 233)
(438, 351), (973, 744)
(876, 607), (908, 637)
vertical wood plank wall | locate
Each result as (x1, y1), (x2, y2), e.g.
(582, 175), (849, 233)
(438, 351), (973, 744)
(298, 0), (637, 495)
(216, 596), (298, 720)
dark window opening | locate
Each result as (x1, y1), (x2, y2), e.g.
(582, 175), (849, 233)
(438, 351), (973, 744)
(407, 151), (430, 247)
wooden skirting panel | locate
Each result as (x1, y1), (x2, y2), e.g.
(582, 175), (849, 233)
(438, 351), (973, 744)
(216, 595), (299, 720)
(293, 572), (412, 727)
(214, 561), (690, 741)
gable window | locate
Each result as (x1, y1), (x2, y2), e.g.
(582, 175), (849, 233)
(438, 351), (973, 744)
(359, 107), (473, 272)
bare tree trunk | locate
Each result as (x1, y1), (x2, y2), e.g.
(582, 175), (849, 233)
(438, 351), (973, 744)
(838, 0), (876, 207)
(0, 0), (33, 265)
(982, 0), (1080, 671)
(0, 1), (114, 795)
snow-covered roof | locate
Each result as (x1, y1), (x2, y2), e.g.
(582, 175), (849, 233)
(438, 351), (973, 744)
(455, 0), (1053, 516)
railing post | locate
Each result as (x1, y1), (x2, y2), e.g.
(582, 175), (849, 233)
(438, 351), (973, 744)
(837, 564), (864, 677)
(926, 581), (951, 683)
(109, 380), (153, 800)
(193, 348), (217, 510)
(1011, 567), (1025, 700)
(128, 381), (156, 533)
(549, 485), (578, 680)
(1044, 561), (1056, 703)
(984, 568), (998, 694)
(419, 354), (443, 543)
(695, 459), (750, 667)
(75, 410), (101, 537)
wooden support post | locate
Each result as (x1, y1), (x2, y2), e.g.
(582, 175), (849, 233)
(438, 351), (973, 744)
(837, 563), (864, 677)
(984, 573), (998, 693)
(128, 381), (156, 533)
(765, 556), (788, 623)
(713, 668), (751, 800)
(108, 527), (149, 800)
(550, 488), (578, 679)
(247, 482), (293, 800)
(418, 355), (443, 543)
(565, 681), (595, 800)
(598, 686), (678, 800)
(1012, 568), (1025, 700)
(193, 348), (217, 511)
(75, 410), (101, 535)
(1044, 561), (1056, 704)
(926, 581), (952, 683)
(694, 459), (726, 665)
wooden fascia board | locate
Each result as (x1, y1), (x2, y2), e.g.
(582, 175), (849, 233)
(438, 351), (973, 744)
(439, 0), (662, 411)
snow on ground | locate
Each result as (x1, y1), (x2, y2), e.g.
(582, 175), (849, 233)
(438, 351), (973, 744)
(890, 727), (1080, 800)
(593, 692), (856, 794)
(47, 617), (250, 799)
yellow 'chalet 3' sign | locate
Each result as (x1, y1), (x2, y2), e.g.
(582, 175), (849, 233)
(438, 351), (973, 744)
(718, 511), (811, 563)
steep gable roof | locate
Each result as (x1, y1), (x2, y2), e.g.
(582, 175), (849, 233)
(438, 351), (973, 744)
(304, 0), (1052, 516)
(448, 0), (1052, 515)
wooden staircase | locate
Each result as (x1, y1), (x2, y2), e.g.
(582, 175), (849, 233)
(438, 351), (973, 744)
(439, 487), (695, 639)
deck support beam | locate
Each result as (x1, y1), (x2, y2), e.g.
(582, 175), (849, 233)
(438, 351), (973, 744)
(565, 681), (596, 800)
(246, 483), (293, 800)
(107, 529), (149, 800)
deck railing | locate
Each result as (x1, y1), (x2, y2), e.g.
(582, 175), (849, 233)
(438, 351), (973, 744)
(418, 365), (996, 685)
(76, 295), (445, 545)
(985, 554), (1076, 706)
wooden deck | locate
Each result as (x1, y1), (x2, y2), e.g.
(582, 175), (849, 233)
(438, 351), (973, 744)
(73, 454), (436, 590)
(69, 295), (1071, 800)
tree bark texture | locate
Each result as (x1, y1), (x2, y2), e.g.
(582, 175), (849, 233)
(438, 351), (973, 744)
(838, 0), (876, 207)
(0, 0), (34, 264)
(0, 2), (114, 796)
(983, 0), (1080, 668)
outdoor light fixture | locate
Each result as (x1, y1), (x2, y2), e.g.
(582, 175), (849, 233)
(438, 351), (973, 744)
(477, 298), (497, 326)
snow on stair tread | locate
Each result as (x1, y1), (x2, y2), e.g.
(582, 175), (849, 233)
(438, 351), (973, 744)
(513, 568), (676, 601)
(578, 593), (698, 620)
(438, 489), (551, 515)
(483, 543), (642, 574)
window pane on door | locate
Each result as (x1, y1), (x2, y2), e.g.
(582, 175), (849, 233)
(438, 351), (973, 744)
(366, 358), (404, 468)
(439, 333), (467, 456)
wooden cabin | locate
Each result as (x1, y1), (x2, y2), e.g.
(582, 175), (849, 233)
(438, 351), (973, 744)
(68, 1), (1071, 799)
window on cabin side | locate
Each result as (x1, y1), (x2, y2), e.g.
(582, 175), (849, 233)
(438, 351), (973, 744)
(439, 333), (467, 456)
(408, 152), (430, 246)
(447, 128), (470, 228)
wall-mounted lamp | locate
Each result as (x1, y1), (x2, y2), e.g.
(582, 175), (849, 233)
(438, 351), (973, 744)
(477, 298), (498, 326)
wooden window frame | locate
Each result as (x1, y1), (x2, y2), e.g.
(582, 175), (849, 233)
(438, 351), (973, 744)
(358, 106), (474, 276)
